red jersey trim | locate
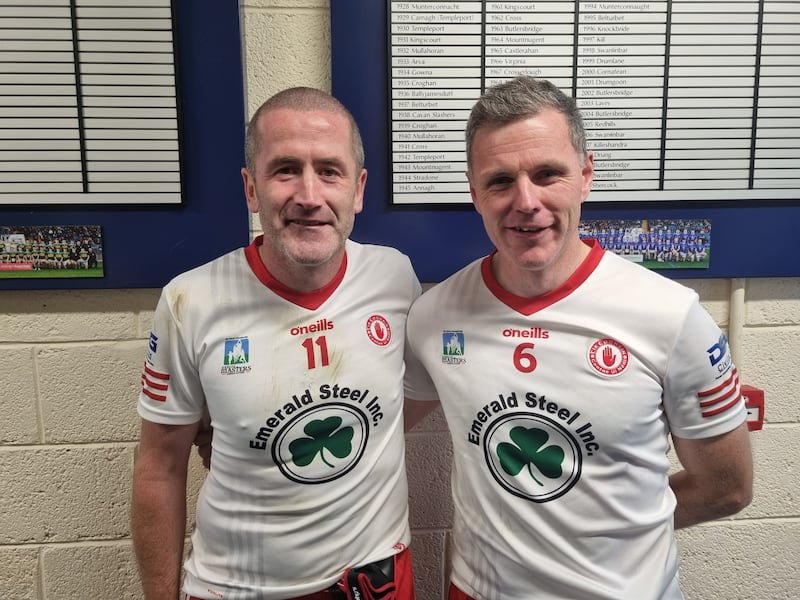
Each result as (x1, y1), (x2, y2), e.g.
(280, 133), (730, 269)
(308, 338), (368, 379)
(698, 368), (742, 418)
(481, 239), (605, 315)
(143, 363), (169, 380)
(141, 387), (167, 402)
(142, 374), (168, 391)
(141, 362), (168, 402)
(244, 235), (347, 310)
(698, 367), (738, 400)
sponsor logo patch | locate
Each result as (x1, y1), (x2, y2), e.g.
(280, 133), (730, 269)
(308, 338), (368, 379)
(271, 403), (369, 484)
(485, 411), (582, 503)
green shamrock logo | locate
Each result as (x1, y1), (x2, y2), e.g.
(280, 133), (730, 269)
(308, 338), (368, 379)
(497, 426), (565, 486)
(289, 416), (354, 468)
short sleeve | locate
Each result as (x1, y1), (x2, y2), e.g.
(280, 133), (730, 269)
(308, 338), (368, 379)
(403, 296), (439, 402)
(137, 287), (206, 424)
(662, 298), (746, 439)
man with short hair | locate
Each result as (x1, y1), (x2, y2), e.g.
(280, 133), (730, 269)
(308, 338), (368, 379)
(404, 76), (753, 600)
(132, 87), (419, 600)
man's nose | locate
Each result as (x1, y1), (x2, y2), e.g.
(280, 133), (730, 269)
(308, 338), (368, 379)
(295, 169), (323, 207)
(512, 177), (543, 212)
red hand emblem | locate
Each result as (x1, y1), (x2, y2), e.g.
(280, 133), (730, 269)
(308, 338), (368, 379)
(602, 345), (615, 367)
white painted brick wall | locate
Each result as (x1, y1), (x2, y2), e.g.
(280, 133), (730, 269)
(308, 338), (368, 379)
(0, 2), (797, 598)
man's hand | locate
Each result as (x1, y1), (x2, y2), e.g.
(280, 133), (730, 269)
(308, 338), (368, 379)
(194, 426), (213, 470)
(194, 409), (213, 469)
(404, 397), (440, 432)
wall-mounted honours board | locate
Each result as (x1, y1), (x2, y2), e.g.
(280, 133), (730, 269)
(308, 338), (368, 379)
(0, 0), (249, 290)
(331, 1), (799, 281)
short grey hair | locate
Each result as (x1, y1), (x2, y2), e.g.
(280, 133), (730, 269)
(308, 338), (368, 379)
(465, 76), (587, 169)
(244, 87), (365, 174)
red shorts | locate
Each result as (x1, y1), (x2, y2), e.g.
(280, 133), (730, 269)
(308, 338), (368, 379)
(448, 583), (475, 600)
(188, 547), (414, 600)
(393, 546), (415, 600)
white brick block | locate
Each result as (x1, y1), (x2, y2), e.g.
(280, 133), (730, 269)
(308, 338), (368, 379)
(410, 530), (447, 600)
(0, 347), (39, 444)
(242, 10), (331, 115)
(0, 290), (150, 342)
(38, 342), (143, 443)
(741, 327), (800, 422)
(406, 432), (454, 529)
(41, 543), (141, 600)
(678, 521), (800, 600)
(0, 446), (134, 544)
(0, 547), (39, 599)
(746, 278), (800, 325)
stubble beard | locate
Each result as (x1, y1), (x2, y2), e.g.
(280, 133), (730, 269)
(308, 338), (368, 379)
(274, 224), (348, 269)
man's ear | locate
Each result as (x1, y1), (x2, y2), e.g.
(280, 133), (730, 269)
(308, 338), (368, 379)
(353, 168), (367, 214)
(242, 168), (258, 214)
(580, 152), (594, 203)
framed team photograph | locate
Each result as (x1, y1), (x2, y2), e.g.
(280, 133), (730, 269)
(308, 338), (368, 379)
(579, 218), (711, 270)
(0, 225), (104, 279)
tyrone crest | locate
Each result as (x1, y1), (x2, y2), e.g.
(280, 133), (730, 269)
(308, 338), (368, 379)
(588, 338), (629, 377)
(366, 314), (391, 346)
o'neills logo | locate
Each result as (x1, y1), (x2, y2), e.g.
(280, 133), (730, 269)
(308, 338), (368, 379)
(290, 318), (334, 336)
(502, 327), (550, 339)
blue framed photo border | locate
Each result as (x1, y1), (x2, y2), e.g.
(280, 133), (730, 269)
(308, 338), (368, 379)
(0, 0), (250, 290)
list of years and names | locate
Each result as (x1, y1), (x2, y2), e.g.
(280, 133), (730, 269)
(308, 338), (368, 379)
(390, 1), (800, 204)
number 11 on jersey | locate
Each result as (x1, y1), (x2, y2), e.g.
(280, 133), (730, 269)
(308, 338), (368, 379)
(301, 336), (330, 369)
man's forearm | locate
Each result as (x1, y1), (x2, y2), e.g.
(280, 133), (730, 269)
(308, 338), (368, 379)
(669, 424), (753, 530)
(131, 474), (188, 599)
(669, 469), (750, 529)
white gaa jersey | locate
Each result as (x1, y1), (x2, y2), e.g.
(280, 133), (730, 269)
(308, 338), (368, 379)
(405, 240), (746, 600)
(139, 237), (420, 600)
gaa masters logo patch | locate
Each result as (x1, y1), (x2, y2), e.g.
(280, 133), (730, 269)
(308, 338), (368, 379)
(221, 337), (252, 374)
(442, 330), (466, 364)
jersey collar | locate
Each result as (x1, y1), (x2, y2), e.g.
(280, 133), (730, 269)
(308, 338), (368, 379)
(244, 235), (347, 310)
(481, 238), (604, 315)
